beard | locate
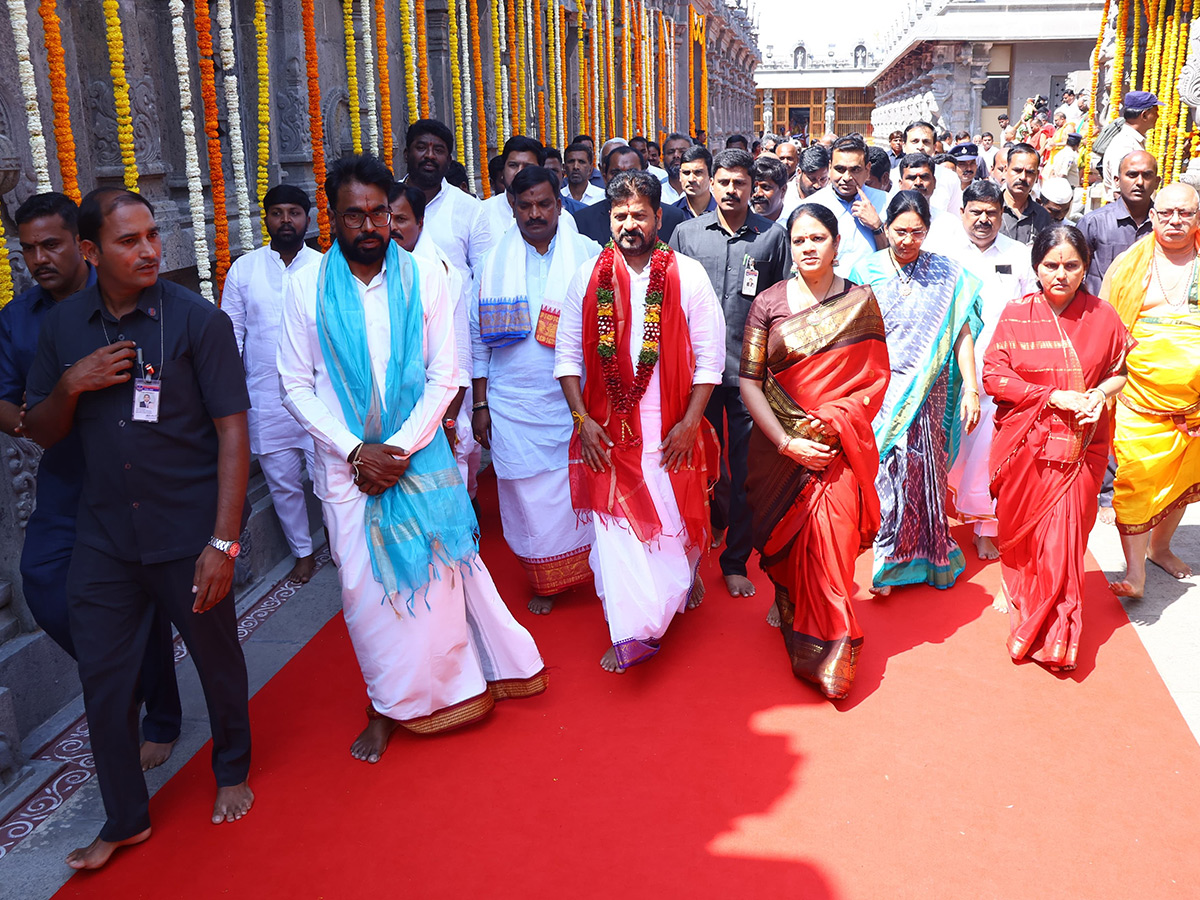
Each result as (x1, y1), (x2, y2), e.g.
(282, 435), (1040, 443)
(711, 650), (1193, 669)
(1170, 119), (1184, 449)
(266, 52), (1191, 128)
(615, 226), (654, 256)
(407, 158), (446, 190)
(338, 231), (388, 265)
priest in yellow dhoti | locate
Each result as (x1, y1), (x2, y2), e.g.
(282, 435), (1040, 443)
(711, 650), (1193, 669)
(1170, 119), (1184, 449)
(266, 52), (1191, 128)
(1100, 182), (1200, 599)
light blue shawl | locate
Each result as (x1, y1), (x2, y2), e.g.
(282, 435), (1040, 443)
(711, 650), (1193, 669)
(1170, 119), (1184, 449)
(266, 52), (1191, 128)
(317, 240), (478, 611)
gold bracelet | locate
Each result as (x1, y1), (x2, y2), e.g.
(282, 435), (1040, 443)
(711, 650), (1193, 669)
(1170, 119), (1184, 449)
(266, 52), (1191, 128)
(571, 410), (590, 434)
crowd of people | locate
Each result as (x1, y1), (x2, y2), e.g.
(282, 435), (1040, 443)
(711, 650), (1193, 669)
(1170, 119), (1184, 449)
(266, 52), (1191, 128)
(1, 88), (1197, 872)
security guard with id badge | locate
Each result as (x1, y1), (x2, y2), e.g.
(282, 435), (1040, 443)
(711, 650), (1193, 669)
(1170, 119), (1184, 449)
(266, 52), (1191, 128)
(24, 188), (255, 871)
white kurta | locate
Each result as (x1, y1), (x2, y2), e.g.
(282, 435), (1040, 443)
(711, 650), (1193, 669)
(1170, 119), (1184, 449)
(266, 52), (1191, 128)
(554, 252), (725, 651)
(473, 228), (601, 591)
(422, 178), (495, 281)
(563, 182), (607, 206)
(482, 193), (581, 243)
(222, 244), (322, 454)
(277, 250), (544, 722)
(941, 229), (1038, 533)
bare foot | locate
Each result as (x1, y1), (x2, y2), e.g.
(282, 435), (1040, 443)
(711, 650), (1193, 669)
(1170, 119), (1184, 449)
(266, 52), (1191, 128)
(65, 828), (152, 870)
(600, 647), (626, 673)
(287, 554), (317, 584)
(869, 584), (892, 597)
(139, 739), (175, 772)
(351, 717), (399, 763)
(992, 584), (1009, 613)
(686, 576), (706, 610)
(1148, 547), (1194, 579)
(212, 782), (254, 824)
(1098, 505), (1116, 526)
(527, 595), (555, 615)
(765, 603), (781, 627)
(724, 574), (756, 597)
(711, 527), (727, 549)
(974, 534), (1000, 561)
(1109, 576), (1145, 600)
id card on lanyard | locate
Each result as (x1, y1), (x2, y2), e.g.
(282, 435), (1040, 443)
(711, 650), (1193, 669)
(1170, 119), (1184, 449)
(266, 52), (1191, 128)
(741, 254), (759, 295)
(130, 344), (162, 423)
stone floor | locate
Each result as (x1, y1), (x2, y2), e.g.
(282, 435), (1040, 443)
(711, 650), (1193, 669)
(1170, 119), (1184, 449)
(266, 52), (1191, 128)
(0, 505), (1197, 900)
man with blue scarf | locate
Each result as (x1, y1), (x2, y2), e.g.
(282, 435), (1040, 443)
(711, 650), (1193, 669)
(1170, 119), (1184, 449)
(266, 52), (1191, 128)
(278, 155), (547, 764)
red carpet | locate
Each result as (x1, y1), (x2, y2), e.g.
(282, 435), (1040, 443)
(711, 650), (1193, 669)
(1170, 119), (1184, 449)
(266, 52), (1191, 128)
(57, 473), (1200, 899)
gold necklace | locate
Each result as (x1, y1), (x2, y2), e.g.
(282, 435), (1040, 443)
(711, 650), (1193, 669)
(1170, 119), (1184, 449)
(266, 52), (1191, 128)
(1152, 250), (1198, 309)
(889, 249), (921, 296)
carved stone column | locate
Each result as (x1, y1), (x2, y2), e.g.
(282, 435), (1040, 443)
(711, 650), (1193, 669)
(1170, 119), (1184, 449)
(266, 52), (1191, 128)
(824, 87), (835, 135)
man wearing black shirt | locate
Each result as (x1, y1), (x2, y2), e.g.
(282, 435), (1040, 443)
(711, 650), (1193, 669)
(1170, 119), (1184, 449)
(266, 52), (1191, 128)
(25, 188), (253, 870)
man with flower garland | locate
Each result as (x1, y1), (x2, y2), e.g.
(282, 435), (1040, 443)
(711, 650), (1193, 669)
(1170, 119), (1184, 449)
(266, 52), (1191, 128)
(555, 170), (726, 673)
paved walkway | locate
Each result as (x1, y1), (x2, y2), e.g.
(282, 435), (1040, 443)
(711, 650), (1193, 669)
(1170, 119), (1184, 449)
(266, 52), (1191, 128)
(1, 506), (1197, 899)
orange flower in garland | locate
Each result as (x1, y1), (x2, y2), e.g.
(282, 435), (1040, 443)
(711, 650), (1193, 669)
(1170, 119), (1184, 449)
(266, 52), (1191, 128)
(376, 0), (394, 168)
(193, 0), (230, 289)
(687, 6), (695, 137)
(416, 0), (430, 119)
(0, 216), (12, 308)
(468, 0), (491, 197)
(38, 0), (79, 202)
(302, 0), (329, 244)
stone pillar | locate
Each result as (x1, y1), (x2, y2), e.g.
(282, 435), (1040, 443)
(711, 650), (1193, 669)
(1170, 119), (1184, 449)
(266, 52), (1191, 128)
(824, 87), (835, 135)
(763, 87), (774, 135)
(969, 42), (993, 137)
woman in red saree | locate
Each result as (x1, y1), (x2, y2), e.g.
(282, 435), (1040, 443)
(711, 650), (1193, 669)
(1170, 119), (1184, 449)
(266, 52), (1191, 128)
(741, 204), (891, 700)
(983, 224), (1131, 672)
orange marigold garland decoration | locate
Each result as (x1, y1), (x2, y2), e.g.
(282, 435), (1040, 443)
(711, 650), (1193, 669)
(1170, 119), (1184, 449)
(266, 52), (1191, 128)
(416, 0), (430, 119)
(193, 0), (231, 288)
(375, 0), (394, 167)
(103, 0), (138, 190)
(255, 0), (271, 243)
(468, 0), (492, 197)
(687, 5), (695, 137)
(342, 0), (363, 154)
(535, 0), (547, 140)
(39, 0), (79, 202)
(302, 0), (330, 244)
(0, 216), (12, 308)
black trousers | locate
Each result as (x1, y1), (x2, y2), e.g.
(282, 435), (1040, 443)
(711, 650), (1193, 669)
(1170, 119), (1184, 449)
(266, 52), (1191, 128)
(23, 521), (182, 744)
(704, 384), (753, 577)
(67, 544), (251, 842)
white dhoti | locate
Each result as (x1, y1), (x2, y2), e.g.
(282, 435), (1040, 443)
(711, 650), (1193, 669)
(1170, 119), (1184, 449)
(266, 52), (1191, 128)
(590, 447), (700, 669)
(258, 446), (318, 558)
(948, 393), (999, 537)
(497, 469), (593, 595)
(326, 494), (547, 731)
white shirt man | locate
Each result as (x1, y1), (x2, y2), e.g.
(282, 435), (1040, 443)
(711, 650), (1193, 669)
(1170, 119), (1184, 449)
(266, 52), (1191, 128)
(222, 191), (321, 581)
(278, 160), (545, 761)
(554, 171), (726, 673)
(941, 184), (1037, 556)
(563, 180), (606, 206)
(471, 172), (601, 613)
(807, 182), (890, 278)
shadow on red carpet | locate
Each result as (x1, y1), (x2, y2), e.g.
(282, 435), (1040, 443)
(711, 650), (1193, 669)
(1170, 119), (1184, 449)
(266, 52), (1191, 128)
(54, 472), (1200, 899)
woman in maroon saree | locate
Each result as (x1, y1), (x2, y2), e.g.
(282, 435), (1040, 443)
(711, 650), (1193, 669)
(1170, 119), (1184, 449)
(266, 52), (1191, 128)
(983, 225), (1131, 672)
(741, 204), (890, 700)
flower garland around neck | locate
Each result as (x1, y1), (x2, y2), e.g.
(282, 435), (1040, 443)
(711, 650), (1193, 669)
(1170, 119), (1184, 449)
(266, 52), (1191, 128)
(255, 0), (271, 242)
(359, 0), (379, 157)
(342, 0), (362, 153)
(103, 0), (138, 190)
(301, 0), (330, 245)
(595, 241), (671, 423)
(194, 0), (230, 287)
(39, 0), (78, 200)
(217, 0), (255, 254)
(169, 0), (214, 302)
(375, 0), (393, 165)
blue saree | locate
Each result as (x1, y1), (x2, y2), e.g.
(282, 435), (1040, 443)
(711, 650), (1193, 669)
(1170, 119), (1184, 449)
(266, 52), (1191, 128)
(849, 249), (982, 589)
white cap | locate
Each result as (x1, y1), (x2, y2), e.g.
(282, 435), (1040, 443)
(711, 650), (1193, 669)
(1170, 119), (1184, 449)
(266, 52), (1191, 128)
(1040, 177), (1074, 205)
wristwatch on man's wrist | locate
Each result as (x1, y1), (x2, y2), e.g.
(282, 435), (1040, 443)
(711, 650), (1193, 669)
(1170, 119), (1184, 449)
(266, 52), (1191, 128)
(208, 536), (241, 559)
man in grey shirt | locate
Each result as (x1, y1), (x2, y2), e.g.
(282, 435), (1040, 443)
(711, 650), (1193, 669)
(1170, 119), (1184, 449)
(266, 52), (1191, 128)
(669, 149), (789, 599)
(1078, 149), (1158, 296)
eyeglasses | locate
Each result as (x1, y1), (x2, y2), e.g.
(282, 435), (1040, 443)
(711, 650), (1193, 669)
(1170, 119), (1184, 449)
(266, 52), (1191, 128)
(890, 229), (927, 240)
(1153, 207), (1199, 222)
(336, 208), (392, 229)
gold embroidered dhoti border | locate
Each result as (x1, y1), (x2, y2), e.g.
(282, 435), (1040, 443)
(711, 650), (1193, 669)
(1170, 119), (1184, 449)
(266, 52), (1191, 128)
(517, 546), (593, 595)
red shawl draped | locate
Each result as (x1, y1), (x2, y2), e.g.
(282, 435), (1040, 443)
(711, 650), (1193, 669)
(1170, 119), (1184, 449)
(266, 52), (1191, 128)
(569, 247), (718, 551)
(983, 291), (1132, 667)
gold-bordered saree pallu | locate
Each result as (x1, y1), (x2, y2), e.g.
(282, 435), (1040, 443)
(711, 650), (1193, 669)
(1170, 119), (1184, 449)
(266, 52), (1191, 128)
(742, 280), (890, 699)
(983, 291), (1131, 670)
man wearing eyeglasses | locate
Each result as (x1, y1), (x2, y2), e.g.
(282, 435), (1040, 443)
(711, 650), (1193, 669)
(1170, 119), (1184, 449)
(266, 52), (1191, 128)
(1101, 181), (1200, 602)
(278, 153), (547, 766)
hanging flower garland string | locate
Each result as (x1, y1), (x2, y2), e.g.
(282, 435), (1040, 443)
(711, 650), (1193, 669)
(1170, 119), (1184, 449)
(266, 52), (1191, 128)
(217, 0), (255, 253)
(360, 0), (380, 156)
(8, 0), (51, 191)
(457, 0), (476, 187)
(535, 0), (547, 139)
(559, 4), (567, 144)
(468, 0), (491, 195)
(415, 0), (430, 119)
(169, 0), (214, 301)
(38, 0), (77, 199)
(399, 0), (418, 123)
(514, 0), (526, 132)
(0, 216), (12, 308)
(301, 0), (330, 244)
(254, 0), (271, 242)
(342, 0), (363, 153)
(103, 0), (138, 190)
(375, 0), (394, 165)
(447, 0), (464, 160)
(547, 0), (558, 147)
(193, 0), (231, 288)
